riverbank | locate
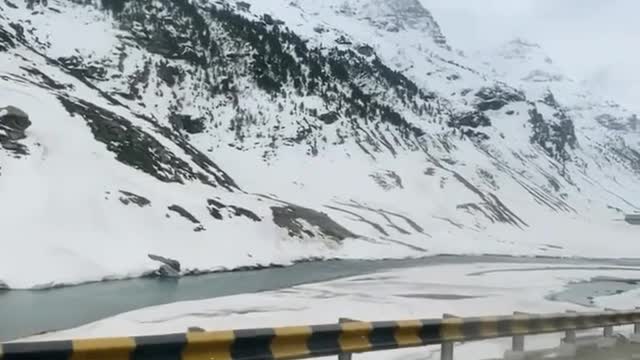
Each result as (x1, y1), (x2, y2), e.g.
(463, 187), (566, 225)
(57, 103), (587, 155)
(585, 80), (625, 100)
(15, 261), (640, 360)
(4, 255), (640, 341)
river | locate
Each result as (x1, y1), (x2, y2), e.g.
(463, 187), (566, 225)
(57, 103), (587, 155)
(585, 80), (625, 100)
(3, 255), (640, 341)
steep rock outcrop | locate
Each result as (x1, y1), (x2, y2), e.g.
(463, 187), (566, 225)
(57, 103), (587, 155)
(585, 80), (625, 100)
(0, 105), (31, 155)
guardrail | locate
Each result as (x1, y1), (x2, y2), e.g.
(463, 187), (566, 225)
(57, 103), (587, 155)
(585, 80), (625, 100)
(2, 309), (640, 360)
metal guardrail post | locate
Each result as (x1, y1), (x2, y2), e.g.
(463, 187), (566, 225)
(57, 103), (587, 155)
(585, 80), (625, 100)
(512, 312), (526, 352)
(338, 318), (355, 360)
(632, 307), (640, 346)
(441, 313), (456, 360)
(503, 312), (528, 360)
(564, 310), (577, 344)
(603, 308), (615, 337)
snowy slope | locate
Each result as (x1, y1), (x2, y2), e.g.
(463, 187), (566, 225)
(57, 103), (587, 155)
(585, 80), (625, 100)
(0, 0), (639, 289)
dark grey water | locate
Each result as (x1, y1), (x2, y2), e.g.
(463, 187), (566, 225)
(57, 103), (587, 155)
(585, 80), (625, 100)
(2, 255), (640, 341)
(550, 276), (640, 307)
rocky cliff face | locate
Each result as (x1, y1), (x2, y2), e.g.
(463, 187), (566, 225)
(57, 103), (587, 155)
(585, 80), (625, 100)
(0, 0), (639, 289)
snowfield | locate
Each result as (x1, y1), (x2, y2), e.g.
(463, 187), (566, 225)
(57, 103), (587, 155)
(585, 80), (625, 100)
(19, 262), (640, 359)
(0, 0), (639, 289)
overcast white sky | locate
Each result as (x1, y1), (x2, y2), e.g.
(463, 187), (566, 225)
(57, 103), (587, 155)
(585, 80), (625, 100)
(421, 0), (638, 111)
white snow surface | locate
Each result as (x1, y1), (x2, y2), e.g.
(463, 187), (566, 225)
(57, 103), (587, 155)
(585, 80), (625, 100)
(0, 0), (639, 289)
(20, 262), (640, 359)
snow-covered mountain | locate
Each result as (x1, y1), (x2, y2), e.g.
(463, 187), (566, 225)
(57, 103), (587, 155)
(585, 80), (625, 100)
(1, 0), (639, 289)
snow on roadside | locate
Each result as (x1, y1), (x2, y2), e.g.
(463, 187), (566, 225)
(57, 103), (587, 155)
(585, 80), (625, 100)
(19, 262), (640, 359)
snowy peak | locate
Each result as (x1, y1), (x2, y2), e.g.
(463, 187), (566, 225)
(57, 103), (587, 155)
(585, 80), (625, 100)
(287, 0), (448, 48)
(340, 0), (447, 45)
(497, 38), (550, 63)
(485, 38), (566, 84)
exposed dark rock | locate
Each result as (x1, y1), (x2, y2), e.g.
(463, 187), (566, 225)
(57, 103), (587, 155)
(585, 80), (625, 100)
(448, 111), (491, 140)
(595, 114), (628, 131)
(474, 86), (524, 111)
(0, 24), (16, 52)
(608, 142), (640, 176)
(370, 170), (403, 190)
(4, 0), (18, 9)
(476, 99), (508, 111)
(21, 66), (71, 90)
(58, 96), (230, 187)
(148, 253), (181, 271)
(0, 105), (31, 133)
(0, 138), (28, 155)
(475, 85), (524, 102)
(57, 56), (108, 81)
(118, 190), (151, 207)
(449, 111), (491, 128)
(541, 91), (560, 108)
(207, 198), (225, 209)
(25, 0), (47, 9)
(125, 60), (151, 100)
(8, 22), (24, 41)
(471, 191), (525, 226)
(156, 61), (184, 87)
(477, 168), (498, 190)
(356, 45), (374, 57)
(149, 119), (237, 190)
(271, 205), (356, 242)
(528, 107), (576, 166)
(206, 203), (223, 220)
(148, 254), (181, 277)
(628, 115), (638, 131)
(335, 35), (352, 45)
(262, 14), (276, 25)
(457, 202), (486, 216)
(169, 114), (206, 134)
(0, 280), (8, 290)
(624, 214), (640, 225)
(0, 125), (27, 141)
(168, 204), (200, 224)
(333, 200), (428, 236)
(324, 205), (388, 236)
(318, 111), (340, 125)
(228, 206), (260, 222)
(236, 1), (250, 11)
(0, 106), (31, 155)
(444, 167), (527, 228)
(206, 199), (261, 222)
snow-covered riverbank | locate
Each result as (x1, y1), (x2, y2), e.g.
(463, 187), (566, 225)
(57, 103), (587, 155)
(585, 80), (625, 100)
(18, 261), (640, 359)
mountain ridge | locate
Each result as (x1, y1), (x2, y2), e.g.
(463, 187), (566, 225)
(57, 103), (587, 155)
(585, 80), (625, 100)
(0, 0), (639, 289)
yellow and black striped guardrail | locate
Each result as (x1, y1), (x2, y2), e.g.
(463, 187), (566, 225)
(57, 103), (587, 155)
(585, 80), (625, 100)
(1, 309), (639, 360)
